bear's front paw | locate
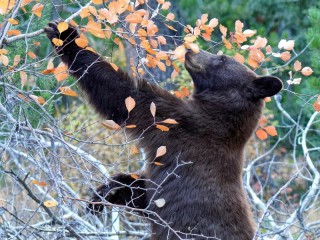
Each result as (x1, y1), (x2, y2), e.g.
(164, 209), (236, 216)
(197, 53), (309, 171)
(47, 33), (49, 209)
(44, 20), (79, 50)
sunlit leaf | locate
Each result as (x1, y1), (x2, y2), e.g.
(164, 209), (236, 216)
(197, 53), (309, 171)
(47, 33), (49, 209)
(125, 96), (136, 113)
(235, 20), (243, 33)
(59, 87), (78, 97)
(156, 125), (169, 131)
(0, 55), (8, 66)
(0, 0), (15, 15)
(256, 129), (268, 140)
(166, 12), (175, 21)
(219, 24), (227, 37)
(264, 126), (277, 137)
(234, 53), (244, 64)
(7, 29), (21, 36)
(57, 22), (68, 33)
(156, 146), (167, 158)
(125, 124), (137, 129)
(280, 51), (291, 62)
(52, 38), (63, 47)
(86, 21), (105, 38)
(150, 102), (156, 117)
(243, 29), (256, 37)
(154, 198), (165, 208)
(43, 200), (57, 208)
(161, 2), (171, 10)
(29, 94), (45, 104)
(313, 96), (320, 112)
(125, 13), (143, 23)
(32, 4), (44, 17)
(301, 67), (313, 76)
(162, 118), (178, 124)
(8, 18), (18, 25)
(20, 71), (27, 87)
(92, 0), (103, 4)
(154, 161), (164, 166)
(253, 37), (267, 49)
(131, 174), (139, 180)
(208, 18), (219, 28)
(293, 60), (302, 72)
(31, 180), (47, 186)
(101, 120), (120, 130)
(189, 43), (200, 53)
(174, 45), (186, 59)
(54, 62), (68, 82)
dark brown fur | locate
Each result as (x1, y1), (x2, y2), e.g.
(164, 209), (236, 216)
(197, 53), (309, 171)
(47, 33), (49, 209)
(45, 21), (282, 240)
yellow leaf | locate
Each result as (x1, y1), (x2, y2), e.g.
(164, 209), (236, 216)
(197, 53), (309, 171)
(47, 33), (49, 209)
(264, 126), (277, 137)
(54, 62), (68, 82)
(130, 174), (139, 180)
(92, 0), (103, 4)
(156, 146), (166, 158)
(43, 200), (58, 208)
(125, 96), (136, 113)
(0, 0), (15, 15)
(161, 118), (178, 124)
(0, 49), (8, 55)
(150, 102), (156, 117)
(59, 87), (78, 97)
(57, 22), (68, 33)
(101, 120), (120, 130)
(256, 129), (268, 140)
(7, 29), (21, 36)
(166, 13), (175, 21)
(32, 4), (44, 18)
(75, 38), (88, 48)
(156, 125), (169, 132)
(293, 60), (302, 72)
(8, 18), (18, 25)
(165, 24), (177, 31)
(52, 38), (63, 47)
(301, 67), (313, 76)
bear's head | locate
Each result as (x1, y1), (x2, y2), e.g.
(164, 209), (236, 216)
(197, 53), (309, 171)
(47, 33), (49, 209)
(185, 50), (282, 99)
(184, 50), (283, 142)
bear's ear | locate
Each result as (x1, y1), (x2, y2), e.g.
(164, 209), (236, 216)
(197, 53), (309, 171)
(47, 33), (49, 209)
(248, 76), (283, 99)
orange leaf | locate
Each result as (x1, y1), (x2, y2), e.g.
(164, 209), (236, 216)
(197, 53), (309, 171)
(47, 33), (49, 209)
(280, 51), (291, 62)
(155, 146), (167, 158)
(188, 43), (200, 53)
(161, 1), (171, 10)
(248, 56), (259, 69)
(0, 49), (8, 55)
(101, 120), (120, 130)
(132, 145), (139, 154)
(131, 174), (139, 180)
(75, 38), (88, 48)
(125, 13), (143, 23)
(166, 13), (175, 21)
(234, 53), (244, 64)
(156, 125), (169, 132)
(293, 60), (302, 72)
(157, 36), (167, 45)
(54, 62), (68, 82)
(43, 200), (58, 208)
(181, 87), (190, 97)
(219, 24), (227, 37)
(223, 38), (232, 50)
(0, 0), (15, 14)
(7, 29), (21, 36)
(264, 126), (277, 137)
(32, 180), (47, 187)
(125, 124), (137, 129)
(0, 55), (9, 66)
(92, 0), (103, 4)
(86, 21), (105, 38)
(162, 118), (178, 124)
(157, 61), (166, 71)
(235, 20), (243, 33)
(13, 55), (20, 67)
(154, 161), (164, 166)
(28, 51), (36, 59)
(29, 94), (45, 105)
(59, 87), (78, 97)
(174, 45), (186, 59)
(52, 38), (63, 47)
(256, 129), (268, 140)
(264, 97), (271, 103)
(32, 4), (44, 17)
(20, 71), (27, 87)
(57, 22), (68, 33)
(125, 96), (136, 113)
(301, 67), (313, 76)
(110, 62), (119, 71)
(313, 96), (320, 112)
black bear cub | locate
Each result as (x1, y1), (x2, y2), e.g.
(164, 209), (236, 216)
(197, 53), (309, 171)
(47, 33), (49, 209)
(45, 21), (282, 240)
